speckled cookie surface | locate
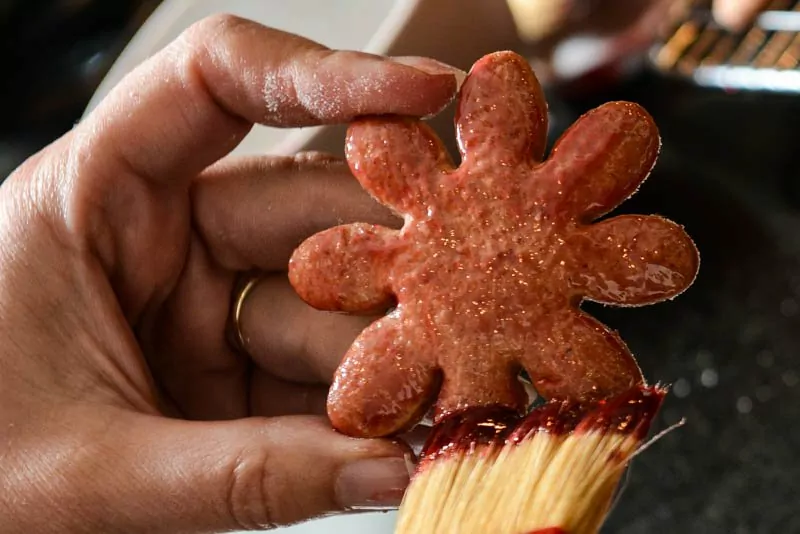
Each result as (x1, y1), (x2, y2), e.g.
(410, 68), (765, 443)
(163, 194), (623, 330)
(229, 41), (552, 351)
(289, 51), (699, 438)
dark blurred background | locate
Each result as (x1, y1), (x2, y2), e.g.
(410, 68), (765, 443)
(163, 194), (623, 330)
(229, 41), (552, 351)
(0, 0), (161, 178)
(1, 1), (799, 533)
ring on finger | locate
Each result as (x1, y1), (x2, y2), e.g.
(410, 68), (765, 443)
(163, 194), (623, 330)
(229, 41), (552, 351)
(230, 274), (263, 354)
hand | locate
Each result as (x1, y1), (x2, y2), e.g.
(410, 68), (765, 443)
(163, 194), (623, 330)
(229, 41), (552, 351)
(0, 15), (463, 533)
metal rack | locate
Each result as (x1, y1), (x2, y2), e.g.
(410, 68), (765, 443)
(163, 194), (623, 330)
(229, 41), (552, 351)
(651, 0), (800, 93)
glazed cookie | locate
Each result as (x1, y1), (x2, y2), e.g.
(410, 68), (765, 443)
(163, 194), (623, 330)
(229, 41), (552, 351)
(289, 51), (699, 438)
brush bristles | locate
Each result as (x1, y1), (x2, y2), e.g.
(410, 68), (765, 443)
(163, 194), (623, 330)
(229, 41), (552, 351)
(395, 385), (666, 534)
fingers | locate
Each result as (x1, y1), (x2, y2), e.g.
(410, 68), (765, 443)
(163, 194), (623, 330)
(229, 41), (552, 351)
(150, 263), (366, 420)
(150, 154), (397, 420)
(193, 153), (401, 272)
(145, 233), (248, 421)
(345, 118), (454, 217)
(565, 215), (700, 307)
(456, 51), (549, 167)
(238, 274), (378, 384)
(57, 410), (412, 532)
(48, 14), (459, 320)
(539, 101), (660, 223)
(151, 261), (378, 420)
(713, 0), (770, 31)
(79, 14), (461, 186)
(249, 371), (329, 417)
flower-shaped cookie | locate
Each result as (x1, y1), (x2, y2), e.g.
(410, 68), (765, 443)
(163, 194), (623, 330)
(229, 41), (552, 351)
(289, 51), (699, 438)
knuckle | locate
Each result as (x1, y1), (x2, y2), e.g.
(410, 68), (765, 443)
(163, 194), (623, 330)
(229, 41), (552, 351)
(224, 441), (280, 530)
(183, 13), (251, 45)
(292, 151), (343, 167)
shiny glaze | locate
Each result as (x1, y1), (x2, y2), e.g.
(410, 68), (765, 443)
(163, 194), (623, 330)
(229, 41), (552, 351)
(289, 51), (698, 438)
(574, 381), (668, 440)
(418, 385), (666, 471)
(419, 405), (519, 467)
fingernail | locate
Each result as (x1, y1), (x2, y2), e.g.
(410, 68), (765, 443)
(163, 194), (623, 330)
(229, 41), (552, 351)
(391, 56), (467, 90)
(336, 456), (412, 510)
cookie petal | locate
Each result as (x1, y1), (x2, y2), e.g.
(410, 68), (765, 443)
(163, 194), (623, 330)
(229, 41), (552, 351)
(327, 313), (439, 437)
(289, 223), (400, 313)
(540, 102), (660, 222)
(566, 215), (700, 306)
(346, 117), (453, 217)
(522, 309), (643, 403)
(456, 51), (549, 168)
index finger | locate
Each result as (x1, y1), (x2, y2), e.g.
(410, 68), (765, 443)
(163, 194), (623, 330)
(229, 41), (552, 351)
(77, 14), (462, 185)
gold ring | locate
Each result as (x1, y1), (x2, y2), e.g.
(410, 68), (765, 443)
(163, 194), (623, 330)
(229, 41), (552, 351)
(231, 275), (262, 353)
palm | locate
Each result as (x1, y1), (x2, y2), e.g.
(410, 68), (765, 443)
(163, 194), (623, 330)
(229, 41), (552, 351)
(86, 154), (394, 422)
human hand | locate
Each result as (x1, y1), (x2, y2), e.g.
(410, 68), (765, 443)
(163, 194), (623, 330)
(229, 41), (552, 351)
(0, 15), (463, 533)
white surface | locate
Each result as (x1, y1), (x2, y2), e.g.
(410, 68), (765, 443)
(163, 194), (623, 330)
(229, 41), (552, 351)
(264, 511), (397, 534)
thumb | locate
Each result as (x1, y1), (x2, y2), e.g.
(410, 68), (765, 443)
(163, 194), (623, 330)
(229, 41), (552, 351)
(74, 413), (412, 532)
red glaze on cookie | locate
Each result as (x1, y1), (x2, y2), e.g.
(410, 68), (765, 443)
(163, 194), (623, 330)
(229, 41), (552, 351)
(417, 384), (666, 472)
(289, 51), (699, 438)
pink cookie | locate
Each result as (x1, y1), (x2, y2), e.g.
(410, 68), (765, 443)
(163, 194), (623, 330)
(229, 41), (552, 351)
(289, 51), (699, 438)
